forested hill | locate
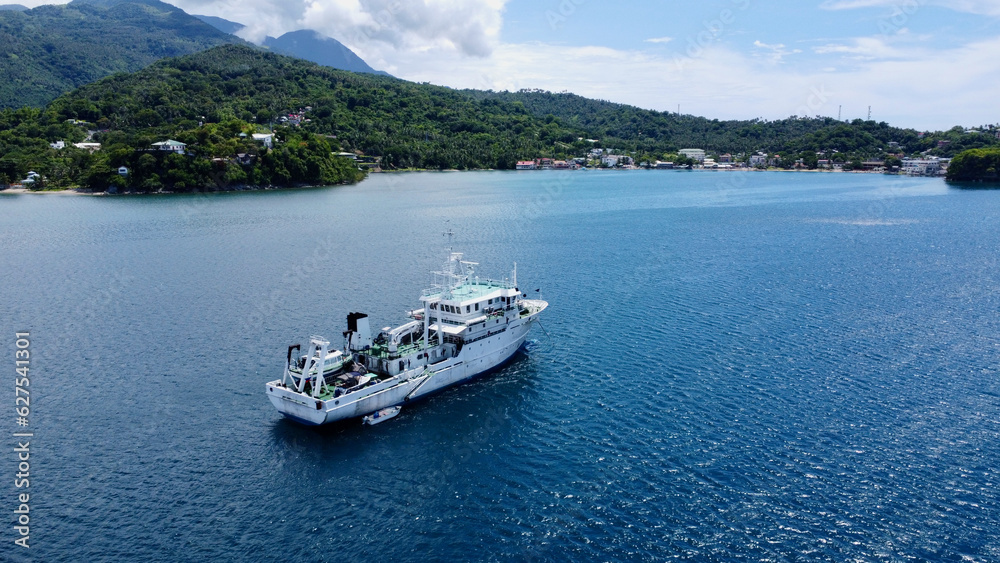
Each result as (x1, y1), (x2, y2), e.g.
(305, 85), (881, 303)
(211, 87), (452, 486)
(0, 0), (240, 108)
(37, 44), (947, 170)
(466, 90), (998, 160)
(4, 44), (1000, 191)
(43, 44), (588, 170)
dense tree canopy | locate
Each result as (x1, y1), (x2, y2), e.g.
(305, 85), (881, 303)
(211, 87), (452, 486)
(468, 90), (998, 161)
(2, 44), (998, 191)
(0, 0), (240, 108)
(946, 148), (1000, 182)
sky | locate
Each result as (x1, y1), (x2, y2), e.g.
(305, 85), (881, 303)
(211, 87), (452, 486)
(19, 0), (1000, 130)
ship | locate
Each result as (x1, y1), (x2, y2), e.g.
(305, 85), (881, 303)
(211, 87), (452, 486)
(266, 252), (548, 425)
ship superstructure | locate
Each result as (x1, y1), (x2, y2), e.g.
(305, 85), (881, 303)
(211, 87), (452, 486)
(266, 252), (547, 425)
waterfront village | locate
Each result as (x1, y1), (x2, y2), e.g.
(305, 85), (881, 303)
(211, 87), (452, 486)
(11, 107), (383, 189)
(517, 145), (953, 177)
(8, 110), (995, 188)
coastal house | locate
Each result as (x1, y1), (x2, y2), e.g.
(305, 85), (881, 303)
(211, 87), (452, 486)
(749, 154), (768, 167)
(654, 161), (674, 169)
(902, 157), (948, 176)
(539, 158), (555, 170)
(719, 154), (733, 163)
(50, 141), (65, 150)
(679, 148), (706, 162)
(604, 155), (631, 167)
(516, 161), (536, 170)
(817, 159), (832, 169)
(151, 140), (186, 153)
(73, 142), (101, 153)
(553, 160), (571, 170)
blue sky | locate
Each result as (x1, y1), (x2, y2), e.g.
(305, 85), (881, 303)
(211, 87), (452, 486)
(22, 0), (1000, 130)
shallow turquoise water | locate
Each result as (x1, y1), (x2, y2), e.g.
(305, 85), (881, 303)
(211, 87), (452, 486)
(3, 171), (1000, 561)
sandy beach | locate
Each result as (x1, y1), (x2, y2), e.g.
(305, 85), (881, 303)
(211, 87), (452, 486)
(0, 187), (92, 195)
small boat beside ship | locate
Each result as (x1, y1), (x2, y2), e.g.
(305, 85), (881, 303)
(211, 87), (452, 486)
(363, 406), (401, 425)
(266, 252), (547, 426)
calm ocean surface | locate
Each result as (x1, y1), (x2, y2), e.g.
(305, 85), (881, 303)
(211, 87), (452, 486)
(3, 170), (1000, 562)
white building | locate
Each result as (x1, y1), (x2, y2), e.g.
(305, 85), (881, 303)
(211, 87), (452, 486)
(50, 141), (65, 150)
(252, 134), (274, 149)
(515, 161), (536, 170)
(749, 154), (768, 167)
(902, 158), (948, 176)
(679, 148), (706, 162)
(151, 140), (186, 153)
(73, 142), (101, 152)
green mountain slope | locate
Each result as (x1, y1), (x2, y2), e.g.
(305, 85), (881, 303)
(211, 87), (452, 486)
(466, 90), (997, 160)
(44, 44), (586, 171)
(0, 0), (240, 108)
(3, 44), (999, 192)
(263, 30), (388, 76)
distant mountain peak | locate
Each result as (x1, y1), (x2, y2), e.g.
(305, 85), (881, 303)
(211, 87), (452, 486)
(263, 29), (390, 76)
(193, 14), (244, 35)
(193, 14), (389, 76)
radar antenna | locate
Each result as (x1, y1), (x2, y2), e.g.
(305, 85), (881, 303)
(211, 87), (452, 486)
(443, 221), (454, 251)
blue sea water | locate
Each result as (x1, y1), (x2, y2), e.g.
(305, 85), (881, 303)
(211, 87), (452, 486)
(3, 170), (1000, 561)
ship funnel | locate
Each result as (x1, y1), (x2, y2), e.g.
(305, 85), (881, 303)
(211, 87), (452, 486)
(347, 312), (372, 351)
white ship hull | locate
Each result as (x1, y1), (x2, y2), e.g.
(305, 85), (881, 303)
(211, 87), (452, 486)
(266, 298), (546, 426)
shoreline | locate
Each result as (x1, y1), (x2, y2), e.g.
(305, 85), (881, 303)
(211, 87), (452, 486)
(0, 181), (360, 196)
(0, 168), (935, 196)
(0, 187), (91, 196)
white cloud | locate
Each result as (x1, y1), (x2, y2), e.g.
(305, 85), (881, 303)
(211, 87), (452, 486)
(166, 0), (507, 57)
(644, 36), (674, 44)
(301, 0), (506, 58)
(819, 0), (1000, 16)
(380, 34), (1000, 130)
(813, 36), (909, 59)
(752, 40), (802, 63)
(10, 0), (65, 7)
